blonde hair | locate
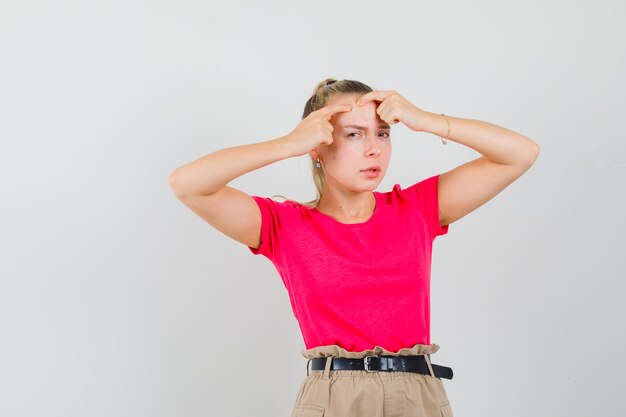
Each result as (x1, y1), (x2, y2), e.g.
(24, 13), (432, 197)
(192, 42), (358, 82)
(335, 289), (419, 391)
(273, 78), (375, 208)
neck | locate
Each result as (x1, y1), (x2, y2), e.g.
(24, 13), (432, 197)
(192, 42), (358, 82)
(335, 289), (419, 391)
(315, 188), (376, 222)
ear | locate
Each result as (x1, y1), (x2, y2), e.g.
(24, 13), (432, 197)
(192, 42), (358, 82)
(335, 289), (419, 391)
(308, 148), (319, 161)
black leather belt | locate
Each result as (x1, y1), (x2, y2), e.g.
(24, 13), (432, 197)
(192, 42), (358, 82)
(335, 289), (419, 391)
(309, 355), (453, 380)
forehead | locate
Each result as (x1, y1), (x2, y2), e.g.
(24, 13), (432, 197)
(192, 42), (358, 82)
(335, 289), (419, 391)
(327, 93), (366, 107)
(327, 94), (385, 125)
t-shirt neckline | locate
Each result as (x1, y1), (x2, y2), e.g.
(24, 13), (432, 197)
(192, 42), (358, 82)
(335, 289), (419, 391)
(310, 191), (379, 227)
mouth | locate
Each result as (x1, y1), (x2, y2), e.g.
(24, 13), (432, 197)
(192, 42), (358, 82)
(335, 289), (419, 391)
(360, 165), (382, 173)
(360, 165), (382, 178)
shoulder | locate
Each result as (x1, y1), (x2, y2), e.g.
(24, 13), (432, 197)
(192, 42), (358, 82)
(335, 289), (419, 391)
(251, 195), (311, 217)
(376, 175), (441, 209)
(380, 175), (438, 198)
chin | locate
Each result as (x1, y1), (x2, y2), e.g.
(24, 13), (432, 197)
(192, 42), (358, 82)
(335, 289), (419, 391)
(359, 180), (383, 191)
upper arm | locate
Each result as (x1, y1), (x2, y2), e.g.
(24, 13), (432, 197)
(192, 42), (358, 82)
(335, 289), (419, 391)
(174, 185), (262, 249)
(438, 155), (537, 227)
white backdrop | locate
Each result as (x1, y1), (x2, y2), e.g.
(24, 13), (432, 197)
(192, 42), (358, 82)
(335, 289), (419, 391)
(1, 1), (624, 416)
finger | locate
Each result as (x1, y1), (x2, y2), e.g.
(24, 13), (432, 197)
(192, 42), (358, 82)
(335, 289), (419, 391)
(320, 132), (334, 145)
(378, 106), (390, 123)
(377, 100), (388, 116)
(357, 90), (389, 106)
(321, 103), (353, 118)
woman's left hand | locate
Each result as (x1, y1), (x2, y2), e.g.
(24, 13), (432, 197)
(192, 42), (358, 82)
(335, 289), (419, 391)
(356, 90), (427, 132)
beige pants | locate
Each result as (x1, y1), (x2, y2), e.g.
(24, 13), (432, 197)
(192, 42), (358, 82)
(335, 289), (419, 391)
(291, 343), (453, 417)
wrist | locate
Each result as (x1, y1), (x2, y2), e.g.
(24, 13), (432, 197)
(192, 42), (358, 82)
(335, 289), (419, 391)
(272, 135), (298, 159)
(419, 111), (450, 140)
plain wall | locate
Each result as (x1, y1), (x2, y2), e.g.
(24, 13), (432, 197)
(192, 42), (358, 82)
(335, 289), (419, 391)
(1, 0), (624, 416)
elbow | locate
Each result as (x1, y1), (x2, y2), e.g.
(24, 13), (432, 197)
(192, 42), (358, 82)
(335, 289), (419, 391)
(523, 139), (541, 167)
(168, 170), (184, 197)
(529, 141), (541, 164)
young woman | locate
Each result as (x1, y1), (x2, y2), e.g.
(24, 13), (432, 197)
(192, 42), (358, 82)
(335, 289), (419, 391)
(169, 78), (540, 417)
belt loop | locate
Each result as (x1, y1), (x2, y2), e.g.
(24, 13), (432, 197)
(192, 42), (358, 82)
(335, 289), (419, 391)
(424, 353), (436, 378)
(323, 357), (332, 379)
(306, 358), (311, 377)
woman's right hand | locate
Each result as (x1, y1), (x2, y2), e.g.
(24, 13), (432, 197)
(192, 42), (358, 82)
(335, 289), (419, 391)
(280, 103), (353, 157)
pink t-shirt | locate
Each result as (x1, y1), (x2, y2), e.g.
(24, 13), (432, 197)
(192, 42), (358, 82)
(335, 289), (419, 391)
(248, 174), (449, 352)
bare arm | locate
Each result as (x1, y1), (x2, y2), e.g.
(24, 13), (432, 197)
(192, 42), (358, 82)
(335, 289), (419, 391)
(167, 136), (294, 249)
(354, 90), (540, 228)
(169, 137), (293, 198)
(419, 111), (541, 227)
(168, 103), (353, 248)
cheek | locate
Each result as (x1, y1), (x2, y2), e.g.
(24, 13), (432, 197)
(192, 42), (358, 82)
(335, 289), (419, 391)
(333, 145), (361, 162)
(329, 140), (352, 154)
(343, 140), (367, 153)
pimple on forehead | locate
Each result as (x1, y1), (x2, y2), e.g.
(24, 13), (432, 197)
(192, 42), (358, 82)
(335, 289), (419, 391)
(328, 94), (360, 105)
(340, 123), (391, 130)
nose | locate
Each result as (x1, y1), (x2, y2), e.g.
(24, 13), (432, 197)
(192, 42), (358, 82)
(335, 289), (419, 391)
(364, 135), (382, 157)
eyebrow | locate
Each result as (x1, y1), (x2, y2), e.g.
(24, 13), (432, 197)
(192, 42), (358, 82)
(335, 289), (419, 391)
(342, 124), (391, 130)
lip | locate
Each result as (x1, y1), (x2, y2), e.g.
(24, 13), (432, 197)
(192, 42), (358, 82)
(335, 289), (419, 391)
(360, 165), (382, 172)
(361, 170), (380, 178)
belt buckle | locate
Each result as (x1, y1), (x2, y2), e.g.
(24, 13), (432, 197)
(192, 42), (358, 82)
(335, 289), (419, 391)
(363, 355), (380, 372)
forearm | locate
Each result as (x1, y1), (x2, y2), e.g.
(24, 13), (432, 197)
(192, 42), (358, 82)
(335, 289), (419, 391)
(169, 135), (293, 197)
(419, 111), (540, 165)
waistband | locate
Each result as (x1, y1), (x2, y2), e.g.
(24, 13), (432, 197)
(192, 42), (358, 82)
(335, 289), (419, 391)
(299, 343), (452, 380)
(300, 343), (441, 359)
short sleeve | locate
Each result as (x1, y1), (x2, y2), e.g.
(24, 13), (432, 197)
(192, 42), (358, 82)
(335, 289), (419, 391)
(247, 196), (280, 259)
(412, 174), (449, 238)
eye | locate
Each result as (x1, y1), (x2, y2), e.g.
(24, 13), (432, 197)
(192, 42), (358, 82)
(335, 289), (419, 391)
(348, 132), (390, 138)
(348, 132), (390, 139)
